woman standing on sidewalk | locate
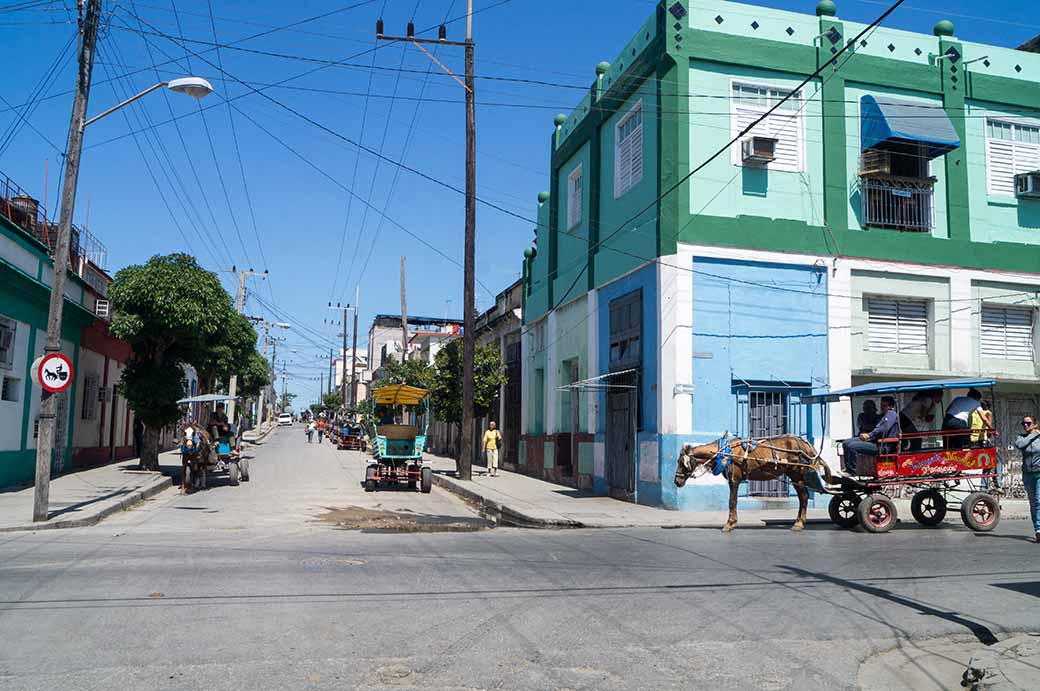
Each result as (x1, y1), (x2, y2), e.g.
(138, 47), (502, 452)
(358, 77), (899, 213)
(1015, 415), (1040, 543)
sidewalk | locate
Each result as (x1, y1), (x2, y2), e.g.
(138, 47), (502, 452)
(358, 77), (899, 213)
(243, 421), (278, 444)
(424, 453), (1032, 529)
(0, 453), (175, 532)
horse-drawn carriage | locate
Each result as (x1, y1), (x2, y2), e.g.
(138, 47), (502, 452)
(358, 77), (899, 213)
(364, 384), (432, 493)
(177, 394), (251, 492)
(337, 420), (366, 451)
(804, 378), (1000, 534)
(675, 378), (1001, 534)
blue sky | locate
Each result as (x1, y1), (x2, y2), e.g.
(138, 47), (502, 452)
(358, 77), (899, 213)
(0, 0), (1035, 405)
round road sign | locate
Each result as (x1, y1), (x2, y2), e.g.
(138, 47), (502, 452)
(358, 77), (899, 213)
(31, 353), (74, 394)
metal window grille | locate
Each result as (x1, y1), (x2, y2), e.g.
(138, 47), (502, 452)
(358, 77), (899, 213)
(1, 376), (18, 402)
(860, 176), (935, 232)
(0, 317), (15, 371)
(747, 390), (790, 498)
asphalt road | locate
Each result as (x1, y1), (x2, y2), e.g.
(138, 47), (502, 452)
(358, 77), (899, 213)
(0, 426), (1037, 690)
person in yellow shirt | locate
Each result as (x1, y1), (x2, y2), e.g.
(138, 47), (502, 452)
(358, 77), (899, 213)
(483, 421), (503, 477)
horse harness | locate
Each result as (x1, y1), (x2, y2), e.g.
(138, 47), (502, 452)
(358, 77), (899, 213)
(707, 433), (820, 479)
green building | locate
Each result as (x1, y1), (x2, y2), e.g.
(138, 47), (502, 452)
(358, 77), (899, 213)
(519, 0), (1040, 511)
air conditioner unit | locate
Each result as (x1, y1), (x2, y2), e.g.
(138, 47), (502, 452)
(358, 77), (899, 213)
(95, 299), (110, 317)
(1014, 171), (1040, 199)
(860, 149), (892, 176)
(741, 136), (777, 163)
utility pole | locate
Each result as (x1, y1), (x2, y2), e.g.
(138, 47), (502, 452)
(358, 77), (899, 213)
(245, 318), (288, 432)
(350, 285), (360, 406)
(328, 348), (334, 398)
(400, 256), (408, 361)
(227, 267), (266, 422)
(33, 0), (103, 522)
(376, 2), (476, 479)
(329, 302), (354, 411)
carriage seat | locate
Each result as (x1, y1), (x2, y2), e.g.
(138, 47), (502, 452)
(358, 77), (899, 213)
(379, 424), (418, 441)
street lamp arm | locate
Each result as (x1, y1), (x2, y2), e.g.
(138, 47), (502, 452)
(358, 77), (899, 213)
(80, 82), (167, 131)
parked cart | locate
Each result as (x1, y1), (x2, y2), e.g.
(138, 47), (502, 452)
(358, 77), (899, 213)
(364, 384), (432, 493)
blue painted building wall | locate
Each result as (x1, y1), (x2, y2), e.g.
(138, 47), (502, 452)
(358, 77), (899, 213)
(661, 256), (830, 511)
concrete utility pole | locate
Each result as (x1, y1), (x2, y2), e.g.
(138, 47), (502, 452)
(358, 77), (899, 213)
(376, 3), (476, 479)
(400, 256), (408, 361)
(33, 0), (103, 522)
(227, 267), (266, 421)
(328, 348), (334, 397)
(329, 302), (354, 410)
(350, 285), (360, 406)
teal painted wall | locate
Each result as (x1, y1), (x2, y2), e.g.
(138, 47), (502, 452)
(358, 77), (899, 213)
(595, 86), (659, 288)
(554, 143), (591, 305)
(844, 82), (950, 239)
(552, 296), (589, 433)
(688, 61), (825, 225)
(965, 99), (1040, 246)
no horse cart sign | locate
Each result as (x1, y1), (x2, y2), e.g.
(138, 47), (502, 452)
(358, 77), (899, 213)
(30, 352), (74, 394)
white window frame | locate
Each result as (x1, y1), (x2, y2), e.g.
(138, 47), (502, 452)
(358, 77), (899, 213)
(567, 163), (584, 230)
(865, 296), (929, 355)
(985, 116), (1040, 197)
(0, 316), (16, 371)
(980, 304), (1035, 362)
(81, 375), (98, 420)
(614, 100), (643, 199)
(730, 79), (805, 172)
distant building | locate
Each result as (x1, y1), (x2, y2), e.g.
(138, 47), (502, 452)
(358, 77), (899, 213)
(366, 314), (462, 381)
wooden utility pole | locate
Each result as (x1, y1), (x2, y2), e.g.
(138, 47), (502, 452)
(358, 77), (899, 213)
(350, 285), (360, 406)
(400, 256), (408, 361)
(33, 0), (103, 522)
(376, 3), (476, 479)
(328, 348), (334, 397)
(227, 267), (265, 421)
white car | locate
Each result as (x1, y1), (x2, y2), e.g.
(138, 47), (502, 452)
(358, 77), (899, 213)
(277, 413), (293, 426)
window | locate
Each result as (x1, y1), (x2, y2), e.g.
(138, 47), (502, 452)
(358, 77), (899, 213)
(986, 118), (1040, 197)
(609, 290), (642, 369)
(732, 82), (804, 172)
(981, 305), (1034, 361)
(95, 299), (110, 318)
(614, 101), (643, 198)
(81, 375), (98, 420)
(531, 319), (547, 355)
(0, 317), (15, 371)
(1, 376), (20, 403)
(866, 297), (928, 354)
(748, 390), (790, 497)
(567, 164), (583, 229)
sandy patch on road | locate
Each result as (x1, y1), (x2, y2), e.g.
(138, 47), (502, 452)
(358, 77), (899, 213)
(315, 506), (494, 533)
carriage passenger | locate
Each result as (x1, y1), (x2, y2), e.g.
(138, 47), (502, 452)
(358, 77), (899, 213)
(842, 396), (900, 476)
(943, 388), (982, 450)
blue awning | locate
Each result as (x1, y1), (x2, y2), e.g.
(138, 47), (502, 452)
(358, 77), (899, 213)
(860, 95), (960, 160)
(802, 378), (995, 404)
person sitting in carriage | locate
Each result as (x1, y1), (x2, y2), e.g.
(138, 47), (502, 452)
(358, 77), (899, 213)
(841, 396), (901, 476)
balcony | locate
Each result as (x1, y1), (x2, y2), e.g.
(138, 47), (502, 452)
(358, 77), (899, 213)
(859, 174), (935, 233)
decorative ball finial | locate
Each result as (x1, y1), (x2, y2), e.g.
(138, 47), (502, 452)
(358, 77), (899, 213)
(537, 191), (550, 204)
(596, 61), (611, 76)
(933, 19), (954, 37)
(524, 247), (536, 259)
(815, 0), (836, 17)
(553, 113), (567, 127)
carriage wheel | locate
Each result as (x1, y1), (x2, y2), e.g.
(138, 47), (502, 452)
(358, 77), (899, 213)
(960, 492), (1000, 532)
(910, 489), (947, 526)
(420, 467), (432, 494)
(828, 494), (860, 529)
(364, 465), (378, 492)
(228, 462), (240, 486)
(240, 458), (250, 482)
(857, 494), (897, 533)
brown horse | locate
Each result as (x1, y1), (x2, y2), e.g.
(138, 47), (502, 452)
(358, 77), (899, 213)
(179, 423), (212, 493)
(674, 434), (833, 532)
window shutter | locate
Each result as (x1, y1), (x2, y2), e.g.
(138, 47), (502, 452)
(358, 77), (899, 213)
(614, 102), (643, 198)
(986, 119), (1040, 196)
(867, 297), (928, 354)
(733, 83), (803, 172)
(981, 305), (1034, 361)
(567, 167), (583, 229)
(987, 138), (1017, 196)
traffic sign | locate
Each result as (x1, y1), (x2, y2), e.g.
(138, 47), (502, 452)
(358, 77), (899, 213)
(30, 353), (74, 394)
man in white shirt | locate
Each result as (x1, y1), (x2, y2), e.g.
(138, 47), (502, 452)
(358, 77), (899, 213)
(942, 388), (981, 450)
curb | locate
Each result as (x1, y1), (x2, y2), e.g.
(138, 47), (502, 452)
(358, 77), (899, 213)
(431, 473), (583, 528)
(243, 424), (278, 445)
(0, 474), (173, 533)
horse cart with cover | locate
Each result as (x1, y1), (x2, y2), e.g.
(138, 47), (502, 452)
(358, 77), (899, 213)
(177, 394), (250, 491)
(802, 378), (1001, 533)
(364, 384), (432, 493)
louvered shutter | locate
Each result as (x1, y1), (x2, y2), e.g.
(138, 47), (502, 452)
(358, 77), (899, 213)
(733, 110), (801, 172)
(614, 103), (643, 198)
(981, 305), (1034, 361)
(567, 166), (583, 229)
(867, 297), (928, 354)
(986, 120), (1040, 196)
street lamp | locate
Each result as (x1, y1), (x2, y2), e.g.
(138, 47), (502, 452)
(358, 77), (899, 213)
(32, 0), (215, 523)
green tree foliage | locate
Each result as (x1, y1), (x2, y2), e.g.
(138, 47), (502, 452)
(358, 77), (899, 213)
(238, 352), (271, 398)
(279, 392), (297, 410)
(309, 403), (322, 415)
(108, 253), (257, 469)
(192, 313), (259, 394)
(322, 392), (343, 410)
(429, 340), (506, 425)
(372, 355), (432, 390)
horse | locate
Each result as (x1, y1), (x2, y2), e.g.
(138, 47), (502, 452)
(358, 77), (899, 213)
(179, 423), (213, 493)
(674, 434), (833, 532)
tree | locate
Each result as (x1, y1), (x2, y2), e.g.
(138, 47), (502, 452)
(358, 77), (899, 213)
(279, 392), (297, 410)
(109, 253), (241, 470)
(372, 355), (432, 390)
(238, 352), (271, 398)
(429, 339), (506, 479)
(309, 403), (322, 415)
(192, 313), (259, 395)
(322, 391), (342, 410)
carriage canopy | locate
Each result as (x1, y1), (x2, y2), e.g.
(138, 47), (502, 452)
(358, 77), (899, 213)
(800, 378), (996, 405)
(372, 384), (428, 406)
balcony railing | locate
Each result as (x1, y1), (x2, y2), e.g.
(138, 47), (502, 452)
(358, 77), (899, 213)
(860, 174), (935, 233)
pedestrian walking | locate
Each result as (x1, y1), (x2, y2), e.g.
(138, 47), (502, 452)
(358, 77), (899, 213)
(317, 416), (326, 444)
(306, 420), (315, 443)
(1014, 415), (1040, 543)
(483, 421), (502, 477)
